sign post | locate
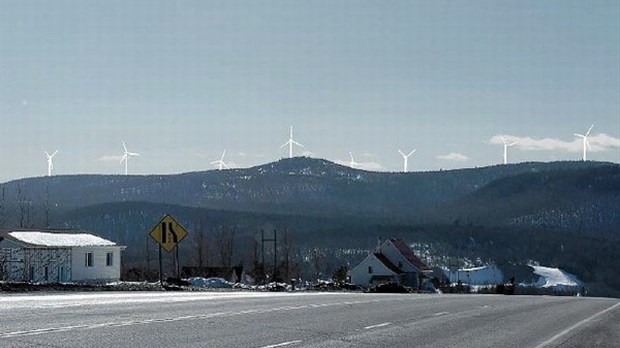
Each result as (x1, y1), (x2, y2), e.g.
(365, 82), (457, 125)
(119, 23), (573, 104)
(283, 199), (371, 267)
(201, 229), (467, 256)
(149, 214), (189, 285)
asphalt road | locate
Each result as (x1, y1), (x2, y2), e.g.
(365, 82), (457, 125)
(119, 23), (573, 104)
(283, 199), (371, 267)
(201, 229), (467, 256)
(0, 291), (618, 347)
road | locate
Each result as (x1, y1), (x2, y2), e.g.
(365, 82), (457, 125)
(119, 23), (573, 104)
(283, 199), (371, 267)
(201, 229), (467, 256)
(0, 291), (618, 347)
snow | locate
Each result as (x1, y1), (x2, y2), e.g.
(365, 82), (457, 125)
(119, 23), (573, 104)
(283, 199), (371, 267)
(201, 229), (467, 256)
(8, 231), (116, 247)
(443, 265), (504, 285)
(531, 265), (582, 289)
(187, 277), (233, 289)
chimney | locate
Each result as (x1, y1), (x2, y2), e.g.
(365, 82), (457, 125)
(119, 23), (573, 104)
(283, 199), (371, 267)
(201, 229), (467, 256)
(376, 237), (382, 253)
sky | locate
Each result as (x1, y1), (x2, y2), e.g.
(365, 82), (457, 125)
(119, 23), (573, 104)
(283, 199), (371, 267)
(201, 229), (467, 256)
(1, 1), (619, 182)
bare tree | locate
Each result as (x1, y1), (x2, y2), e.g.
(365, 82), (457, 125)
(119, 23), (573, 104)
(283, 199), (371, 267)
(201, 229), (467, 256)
(215, 225), (235, 268)
(0, 186), (6, 230)
(248, 237), (264, 284)
(193, 217), (208, 268)
(44, 184), (51, 228)
(17, 185), (30, 228)
(309, 247), (326, 281)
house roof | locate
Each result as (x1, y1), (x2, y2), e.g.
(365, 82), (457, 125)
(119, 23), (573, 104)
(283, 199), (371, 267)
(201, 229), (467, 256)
(373, 253), (403, 274)
(6, 231), (117, 247)
(389, 238), (431, 271)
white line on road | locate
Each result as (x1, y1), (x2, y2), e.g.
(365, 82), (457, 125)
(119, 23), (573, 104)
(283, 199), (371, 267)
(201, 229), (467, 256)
(259, 340), (302, 348)
(534, 301), (620, 348)
(364, 322), (391, 330)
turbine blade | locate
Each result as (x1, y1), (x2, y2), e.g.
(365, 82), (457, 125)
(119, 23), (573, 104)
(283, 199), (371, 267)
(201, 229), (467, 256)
(574, 134), (584, 138)
(210, 160), (219, 165)
(122, 141), (127, 152)
(128, 152), (140, 156)
(500, 135), (506, 145)
(44, 151), (50, 157)
(408, 149), (416, 156)
(222, 162), (230, 169)
(280, 141), (289, 148)
(292, 140), (303, 147)
(398, 150), (405, 156)
(586, 124), (594, 136)
(120, 154), (127, 163)
(51, 150), (58, 157)
(508, 142), (517, 146)
(586, 139), (591, 150)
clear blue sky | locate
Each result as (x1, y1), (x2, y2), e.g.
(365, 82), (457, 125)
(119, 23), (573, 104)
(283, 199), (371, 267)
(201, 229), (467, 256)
(1, 1), (619, 182)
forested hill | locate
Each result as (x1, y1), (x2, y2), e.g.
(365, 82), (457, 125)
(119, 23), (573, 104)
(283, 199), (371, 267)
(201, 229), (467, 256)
(0, 158), (614, 223)
(435, 165), (620, 235)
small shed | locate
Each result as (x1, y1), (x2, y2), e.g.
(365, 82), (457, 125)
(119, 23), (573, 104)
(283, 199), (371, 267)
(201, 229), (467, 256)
(0, 230), (125, 283)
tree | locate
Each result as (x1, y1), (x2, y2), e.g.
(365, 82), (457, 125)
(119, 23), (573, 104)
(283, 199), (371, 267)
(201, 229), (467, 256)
(331, 265), (348, 284)
(193, 217), (209, 268)
(308, 247), (326, 281)
(215, 225), (235, 268)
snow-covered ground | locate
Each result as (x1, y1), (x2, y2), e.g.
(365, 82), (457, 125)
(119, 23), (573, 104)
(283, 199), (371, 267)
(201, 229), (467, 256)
(443, 265), (504, 285)
(528, 265), (582, 291)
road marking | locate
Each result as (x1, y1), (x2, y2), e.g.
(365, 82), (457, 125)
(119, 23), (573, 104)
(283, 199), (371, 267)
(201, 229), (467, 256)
(534, 301), (620, 348)
(364, 322), (391, 330)
(434, 311), (449, 316)
(259, 340), (302, 348)
(0, 298), (405, 339)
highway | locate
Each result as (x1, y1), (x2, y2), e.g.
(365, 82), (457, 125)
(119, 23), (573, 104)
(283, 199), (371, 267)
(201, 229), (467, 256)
(0, 291), (618, 347)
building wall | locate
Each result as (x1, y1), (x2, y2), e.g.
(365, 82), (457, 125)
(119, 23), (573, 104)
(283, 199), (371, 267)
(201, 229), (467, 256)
(71, 246), (122, 282)
(381, 240), (418, 273)
(0, 248), (71, 283)
(349, 254), (397, 287)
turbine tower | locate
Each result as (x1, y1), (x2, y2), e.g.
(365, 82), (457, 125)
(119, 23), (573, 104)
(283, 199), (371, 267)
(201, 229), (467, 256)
(120, 141), (140, 175)
(210, 150), (230, 170)
(398, 149), (416, 172)
(574, 124), (594, 161)
(349, 152), (361, 168)
(44, 150), (58, 176)
(500, 136), (517, 165)
(280, 126), (304, 158)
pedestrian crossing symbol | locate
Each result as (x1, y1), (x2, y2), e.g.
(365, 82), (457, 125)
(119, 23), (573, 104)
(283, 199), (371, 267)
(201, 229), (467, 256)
(149, 214), (188, 252)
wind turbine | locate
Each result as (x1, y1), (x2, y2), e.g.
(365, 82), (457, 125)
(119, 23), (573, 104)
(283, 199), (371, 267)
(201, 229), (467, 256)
(210, 150), (229, 170)
(398, 149), (416, 172)
(44, 150), (58, 176)
(280, 126), (304, 158)
(349, 152), (361, 168)
(120, 141), (140, 175)
(500, 136), (517, 165)
(574, 124), (594, 161)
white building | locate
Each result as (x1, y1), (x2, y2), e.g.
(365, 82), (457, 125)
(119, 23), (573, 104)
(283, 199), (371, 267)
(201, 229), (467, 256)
(349, 238), (431, 289)
(0, 231), (125, 283)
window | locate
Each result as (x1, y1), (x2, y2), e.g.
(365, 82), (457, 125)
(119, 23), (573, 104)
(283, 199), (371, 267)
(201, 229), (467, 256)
(85, 252), (93, 267)
(368, 266), (373, 274)
(44, 266), (49, 281)
(106, 252), (114, 266)
(398, 261), (403, 268)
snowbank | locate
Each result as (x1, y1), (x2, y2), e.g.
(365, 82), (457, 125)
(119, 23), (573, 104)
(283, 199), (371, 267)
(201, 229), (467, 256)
(443, 265), (504, 285)
(187, 277), (233, 289)
(530, 265), (582, 290)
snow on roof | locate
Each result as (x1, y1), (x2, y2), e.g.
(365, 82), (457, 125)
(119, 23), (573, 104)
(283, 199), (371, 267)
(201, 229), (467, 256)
(532, 265), (582, 288)
(8, 231), (116, 247)
(388, 238), (430, 271)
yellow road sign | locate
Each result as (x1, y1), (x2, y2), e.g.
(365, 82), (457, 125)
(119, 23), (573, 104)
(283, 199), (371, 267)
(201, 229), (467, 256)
(149, 214), (188, 252)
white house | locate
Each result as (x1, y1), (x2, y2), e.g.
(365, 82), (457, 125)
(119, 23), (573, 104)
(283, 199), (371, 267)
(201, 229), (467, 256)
(0, 230), (125, 283)
(349, 238), (431, 289)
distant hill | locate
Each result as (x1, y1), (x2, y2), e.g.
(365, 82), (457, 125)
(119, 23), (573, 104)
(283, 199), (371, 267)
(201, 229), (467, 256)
(437, 165), (620, 235)
(1, 158), (614, 224)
